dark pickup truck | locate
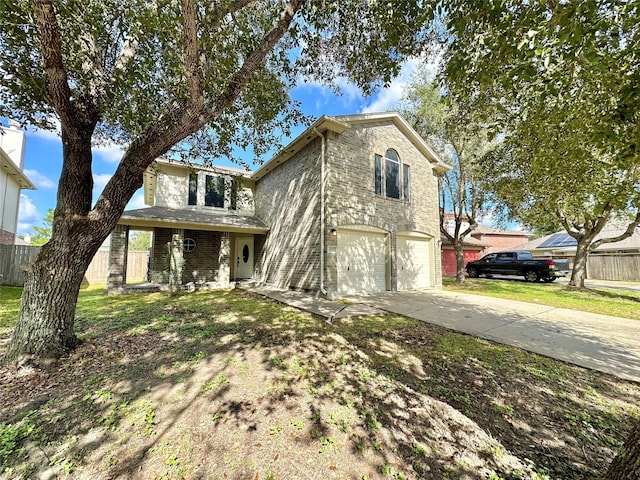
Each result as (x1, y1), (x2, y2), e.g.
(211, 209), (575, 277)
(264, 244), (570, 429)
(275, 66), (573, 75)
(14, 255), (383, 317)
(465, 251), (570, 283)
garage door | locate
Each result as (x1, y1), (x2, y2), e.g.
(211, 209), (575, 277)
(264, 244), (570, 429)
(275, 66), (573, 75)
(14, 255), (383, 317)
(397, 235), (432, 290)
(337, 230), (387, 295)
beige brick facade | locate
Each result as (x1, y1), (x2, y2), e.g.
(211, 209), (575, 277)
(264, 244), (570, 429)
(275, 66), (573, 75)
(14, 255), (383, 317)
(112, 113), (446, 295)
(254, 140), (322, 290)
(255, 115), (445, 296)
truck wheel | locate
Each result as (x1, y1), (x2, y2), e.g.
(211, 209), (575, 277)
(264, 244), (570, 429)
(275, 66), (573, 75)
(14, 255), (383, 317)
(467, 267), (479, 278)
(543, 277), (556, 283)
(524, 270), (540, 282)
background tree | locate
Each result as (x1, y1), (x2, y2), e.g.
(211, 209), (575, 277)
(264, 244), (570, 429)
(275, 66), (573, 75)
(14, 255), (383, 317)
(440, 1), (640, 477)
(0, 0), (435, 362)
(128, 231), (151, 251)
(442, 0), (640, 289)
(29, 208), (54, 246)
(401, 73), (494, 284)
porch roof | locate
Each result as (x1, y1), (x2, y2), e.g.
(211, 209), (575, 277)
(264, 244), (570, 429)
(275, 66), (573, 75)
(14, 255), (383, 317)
(118, 206), (269, 234)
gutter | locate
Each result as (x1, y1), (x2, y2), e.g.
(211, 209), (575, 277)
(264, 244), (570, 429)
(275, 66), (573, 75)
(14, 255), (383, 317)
(313, 127), (328, 295)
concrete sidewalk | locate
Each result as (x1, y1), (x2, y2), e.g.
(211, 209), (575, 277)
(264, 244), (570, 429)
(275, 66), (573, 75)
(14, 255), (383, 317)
(247, 286), (640, 383)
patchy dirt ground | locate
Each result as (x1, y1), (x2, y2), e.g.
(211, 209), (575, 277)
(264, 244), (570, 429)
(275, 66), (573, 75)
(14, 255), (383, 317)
(1, 289), (638, 480)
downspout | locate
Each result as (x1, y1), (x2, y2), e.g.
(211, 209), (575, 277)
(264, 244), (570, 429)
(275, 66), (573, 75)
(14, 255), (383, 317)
(313, 127), (328, 295)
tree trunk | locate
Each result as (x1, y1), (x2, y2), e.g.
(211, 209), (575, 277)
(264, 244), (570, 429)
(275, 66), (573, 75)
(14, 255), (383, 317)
(4, 232), (101, 362)
(454, 241), (466, 285)
(606, 420), (640, 480)
(568, 240), (589, 289)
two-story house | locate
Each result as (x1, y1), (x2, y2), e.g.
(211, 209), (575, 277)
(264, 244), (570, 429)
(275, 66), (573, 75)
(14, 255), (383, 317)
(108, 112), (450, 297)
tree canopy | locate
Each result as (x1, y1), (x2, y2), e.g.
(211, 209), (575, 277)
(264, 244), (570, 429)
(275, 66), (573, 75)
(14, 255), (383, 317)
(29, 208), (54, 246)
(442, 0), (640, 287)
(400, 70), (494, 284)
(2, 0), (434, 164)
(1, 0), (437, 362)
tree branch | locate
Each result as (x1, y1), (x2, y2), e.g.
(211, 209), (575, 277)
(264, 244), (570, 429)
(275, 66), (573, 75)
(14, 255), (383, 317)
(557, 207), (581, 239)
(206, 0), (304, 118)
(33, 0), (74, 124)
(181, 0), (204, 108)
(591, 210), (640, 250)
(91, 0), (304, 226)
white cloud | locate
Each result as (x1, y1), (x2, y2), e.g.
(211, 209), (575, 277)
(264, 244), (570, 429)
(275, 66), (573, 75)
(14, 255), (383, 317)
(17, 194), (41, 233)
(93, 173), (113, 192)
(126, 190), (147, 210)
(361, 57), (426, 114)
(27, 117), (62, 142)
(23, 169), (56, 189)
(93, 143), (125, 163)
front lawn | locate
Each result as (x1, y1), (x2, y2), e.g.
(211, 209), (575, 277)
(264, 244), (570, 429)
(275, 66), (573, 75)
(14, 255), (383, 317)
(0, 286), (22, 332)
(443, 277), (640, 321)
(1, 286), (638, 479)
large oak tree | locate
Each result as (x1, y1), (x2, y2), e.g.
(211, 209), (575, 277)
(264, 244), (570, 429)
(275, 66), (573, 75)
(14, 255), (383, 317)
(441, 2), (640, 478)
(442, 0), (640, 289)
(401, 75), (494, 285)
(0, 0), (434, 362)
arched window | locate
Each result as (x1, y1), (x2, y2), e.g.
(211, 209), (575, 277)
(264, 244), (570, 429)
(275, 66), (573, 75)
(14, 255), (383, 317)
(374, 149), (410, 201)
(385, 149), (400, 199)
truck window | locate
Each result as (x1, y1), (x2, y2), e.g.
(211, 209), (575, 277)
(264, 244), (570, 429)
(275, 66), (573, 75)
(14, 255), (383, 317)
(482, 254), (497, 262)
(495, 253), (515, 262)
(517, 252), (533, 260)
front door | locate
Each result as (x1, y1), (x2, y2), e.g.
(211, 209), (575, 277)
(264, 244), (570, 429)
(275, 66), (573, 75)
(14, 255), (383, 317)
(234, 237), (254, 279)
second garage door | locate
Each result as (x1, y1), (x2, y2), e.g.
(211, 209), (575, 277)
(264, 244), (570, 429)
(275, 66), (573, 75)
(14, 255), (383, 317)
(397, 235), (432, 290)
(337, 229), (387, 295)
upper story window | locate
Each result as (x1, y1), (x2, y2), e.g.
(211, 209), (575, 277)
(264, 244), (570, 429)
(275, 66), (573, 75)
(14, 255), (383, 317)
(385, 149), (400, 199)
(205, 175), (225, 208)
(188, 173), (197, 206)
(374, 154), (383, 195)
(374, 149), (410, 202)
(403, 163), (410, 202)
(184, 171), (247, 211)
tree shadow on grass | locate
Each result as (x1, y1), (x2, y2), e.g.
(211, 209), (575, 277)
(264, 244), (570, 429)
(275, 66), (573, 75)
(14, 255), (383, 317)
(0, 289), (637, 479)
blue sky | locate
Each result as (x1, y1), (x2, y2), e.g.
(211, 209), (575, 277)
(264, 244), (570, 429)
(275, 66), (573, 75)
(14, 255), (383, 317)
(15, 59), (424, 236)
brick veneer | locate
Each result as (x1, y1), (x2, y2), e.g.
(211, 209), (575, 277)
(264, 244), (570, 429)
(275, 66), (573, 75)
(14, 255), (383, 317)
(150, 228), (228, 285)
(255, 139), (322, 290)
(107, 224), (129, 294)
(0, 229), (15, 245)
(255, 119), (443, 296)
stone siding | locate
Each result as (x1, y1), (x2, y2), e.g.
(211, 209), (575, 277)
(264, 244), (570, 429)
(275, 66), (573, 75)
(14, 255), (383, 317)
(323, 120), (442, 294)
(254, 139), (322, 290)
(255, 119), (443, 294)
(150, 227), (225, 284)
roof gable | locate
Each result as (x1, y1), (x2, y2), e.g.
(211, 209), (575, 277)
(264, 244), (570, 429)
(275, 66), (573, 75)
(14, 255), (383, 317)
(251, 112), (450, 181)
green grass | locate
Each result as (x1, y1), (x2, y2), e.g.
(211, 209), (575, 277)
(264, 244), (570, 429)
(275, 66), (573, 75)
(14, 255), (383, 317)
(0, 285), (638, 479)
(0, 287), (22, 332)
(443, 277), (640, 320)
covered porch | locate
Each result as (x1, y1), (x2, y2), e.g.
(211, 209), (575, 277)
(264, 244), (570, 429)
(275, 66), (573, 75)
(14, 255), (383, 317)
(107, 206), (269, 294)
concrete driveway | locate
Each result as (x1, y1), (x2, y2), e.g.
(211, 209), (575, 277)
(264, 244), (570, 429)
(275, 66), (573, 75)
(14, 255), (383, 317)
(351, 290), (640, 383)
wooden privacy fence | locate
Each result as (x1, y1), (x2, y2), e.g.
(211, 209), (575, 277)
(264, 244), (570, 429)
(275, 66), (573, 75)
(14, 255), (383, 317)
(84, 250), (149, 284)
(588, 253), (640, 282)
(0, 245), (40, 286)
(0, 245), (149, 286)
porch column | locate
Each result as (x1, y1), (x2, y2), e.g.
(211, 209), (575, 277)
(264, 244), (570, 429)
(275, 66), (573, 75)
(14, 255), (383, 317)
(169, 229), (184, 291)
(107, 224), (129, 295)
(218, 233), (231, 287)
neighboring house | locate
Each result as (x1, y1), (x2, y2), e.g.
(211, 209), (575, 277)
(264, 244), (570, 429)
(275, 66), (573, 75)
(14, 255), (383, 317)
(513, 220), (640, 281)
(470, 225), (531, 255)
(440, 213), (530, 276)
(440, 236), (486, 276)
(0, 120), (35, 245)
(109, 112), (450, 296)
